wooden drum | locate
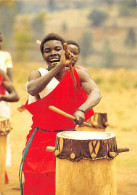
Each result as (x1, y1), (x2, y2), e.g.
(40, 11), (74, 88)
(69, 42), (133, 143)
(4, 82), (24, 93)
(0, 116), (11, 195)
(55, 131), (118, 195)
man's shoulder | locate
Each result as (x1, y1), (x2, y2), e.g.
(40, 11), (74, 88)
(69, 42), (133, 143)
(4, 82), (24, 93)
(75, 67), (91, 82)
(28, 69), (42, 81)
(38, 67), (48, 76)
(75, 67), (90, 75)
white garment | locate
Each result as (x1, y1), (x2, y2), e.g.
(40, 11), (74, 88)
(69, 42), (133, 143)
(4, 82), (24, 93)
(27, 68), (59, 104)
(0, 51), (13, 70)
(0, 51), (13, 118)
(0, 50), (13, 167)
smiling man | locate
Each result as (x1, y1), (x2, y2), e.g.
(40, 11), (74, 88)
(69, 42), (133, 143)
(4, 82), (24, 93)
(22, 33), (101, 195)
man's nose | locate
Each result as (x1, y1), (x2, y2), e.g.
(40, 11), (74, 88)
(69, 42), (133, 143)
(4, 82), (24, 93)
(50, 50), (56, 55)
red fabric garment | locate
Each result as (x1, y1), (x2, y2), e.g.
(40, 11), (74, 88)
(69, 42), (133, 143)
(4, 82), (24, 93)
(23, 68), (94, 194)
(0, 75), (5, 96)
(24, 171), (55, 195)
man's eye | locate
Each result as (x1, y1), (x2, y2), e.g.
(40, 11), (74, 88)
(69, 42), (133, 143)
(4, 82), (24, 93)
(55, 47), (62, 51)
(44, 50), (50, 53)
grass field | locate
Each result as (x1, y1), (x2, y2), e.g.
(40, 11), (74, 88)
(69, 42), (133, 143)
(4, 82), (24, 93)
(3, 63), (137, 194)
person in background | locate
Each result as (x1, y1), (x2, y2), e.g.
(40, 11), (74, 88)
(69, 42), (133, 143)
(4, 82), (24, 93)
(21, 33), (101, 195)
(0, 32), (14, 183)
(0, 68), (19, 185)
(66, 40), (88, 71)
(0, 33), (13, 81)
(0, 68), (19, 102)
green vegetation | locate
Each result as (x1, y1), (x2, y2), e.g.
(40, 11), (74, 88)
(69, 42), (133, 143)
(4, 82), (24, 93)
(0, 0), (17, 38)
(103, 40), (115, 68)
(88, 9), (108, 27)
(125, 27), (136, 47)
(14, 19), (34, 61)
(32, 12), (46, 40)
(80, 32), (93, 63)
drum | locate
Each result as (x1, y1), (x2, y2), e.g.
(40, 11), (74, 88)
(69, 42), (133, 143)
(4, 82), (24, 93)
(55, 131), (117, 195)
(0, 116), (12, 195)
(76, 112), (109, 131)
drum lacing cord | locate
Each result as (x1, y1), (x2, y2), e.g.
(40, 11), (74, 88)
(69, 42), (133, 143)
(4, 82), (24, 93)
(19, 127), (76, 195)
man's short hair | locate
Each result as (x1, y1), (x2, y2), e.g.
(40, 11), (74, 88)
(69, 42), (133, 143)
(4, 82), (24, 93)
(40, 33), (65, 54)
(66, 40), (80, 53)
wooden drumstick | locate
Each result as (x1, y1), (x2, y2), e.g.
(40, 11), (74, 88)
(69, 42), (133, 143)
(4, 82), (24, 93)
(109, 146), (130, 158)
(117, 146), (130, 153)
(104, 121), (110, 127)
(46, 146), (55, 152)
(63, 43), (77, 89)
(49, 106), (75, 120)
(49, 106), (92, 127)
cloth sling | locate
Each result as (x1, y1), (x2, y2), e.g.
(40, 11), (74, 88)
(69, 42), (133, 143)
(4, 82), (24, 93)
(0, 75), (5, 96)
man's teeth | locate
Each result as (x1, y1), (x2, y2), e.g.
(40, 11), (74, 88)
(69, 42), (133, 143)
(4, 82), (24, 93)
(52, 62), (58, 65)
(50, 59), (59, 65)
(50, 59), (59, 62)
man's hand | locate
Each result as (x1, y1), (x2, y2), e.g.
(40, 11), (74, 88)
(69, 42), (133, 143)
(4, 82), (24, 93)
(73, 110), (85, 126)
(59, 43), (75, 67)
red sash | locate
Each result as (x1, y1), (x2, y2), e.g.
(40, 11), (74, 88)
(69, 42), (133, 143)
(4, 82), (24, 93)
(23, 68), (94, 173)
(0, 75), (5, 96)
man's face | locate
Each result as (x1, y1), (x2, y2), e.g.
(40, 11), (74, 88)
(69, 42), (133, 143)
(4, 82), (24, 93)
(67, 44), (79, 66)
(43, 40), (64, 70)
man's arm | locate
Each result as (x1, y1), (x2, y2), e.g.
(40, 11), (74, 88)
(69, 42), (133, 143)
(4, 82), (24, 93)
(0, 70), (19, 102)
(7, 68), (13, 82)
(27, 66), (65, 96)
(74, 69), (101, 125)
(27, 50), (74, 96)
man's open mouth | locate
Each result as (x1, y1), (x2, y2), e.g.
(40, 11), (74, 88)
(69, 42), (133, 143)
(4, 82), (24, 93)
(49, 58), (60, 65)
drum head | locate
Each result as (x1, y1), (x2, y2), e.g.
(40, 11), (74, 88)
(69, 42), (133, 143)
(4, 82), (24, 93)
(55, 131), (117, 161)
(57, 131), (116, 140)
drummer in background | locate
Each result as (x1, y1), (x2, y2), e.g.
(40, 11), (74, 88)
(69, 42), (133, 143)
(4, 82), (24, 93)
(22, 33), (101, 195)
(0, 68), (19, 102)
(0, 32), (15, 184)
(66, 40), (88, 71)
